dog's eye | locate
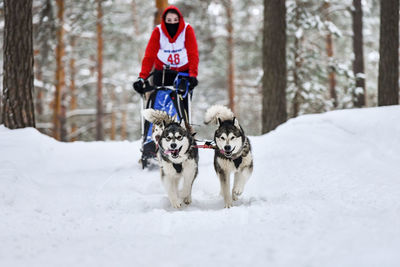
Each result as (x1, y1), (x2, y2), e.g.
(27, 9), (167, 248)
(177, 135), (183, 140)
(220, 136), (225, 141)
(166, 137), (172, 141)
(230, 136), (235, 140)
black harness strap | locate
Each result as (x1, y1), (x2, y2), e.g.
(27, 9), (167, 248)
(233, 156), (242, 169)
(173, 163), (182, 173)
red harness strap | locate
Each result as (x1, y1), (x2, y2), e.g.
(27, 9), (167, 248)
(194, 144), (216, 149)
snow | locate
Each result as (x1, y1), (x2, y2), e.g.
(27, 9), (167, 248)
(295, 28), (304, 39)
(1, 106), (400, 267)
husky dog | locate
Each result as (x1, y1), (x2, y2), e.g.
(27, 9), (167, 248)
(143, 109), (199, 208)
(142, 109), (178, 145)
(204, 105), (253, 208)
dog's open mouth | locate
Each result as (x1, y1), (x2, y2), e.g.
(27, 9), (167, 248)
(168, 146), (182, 158)
(224, 147), (235, 158)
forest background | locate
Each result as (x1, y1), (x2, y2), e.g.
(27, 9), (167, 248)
(0, 0), (397, 141)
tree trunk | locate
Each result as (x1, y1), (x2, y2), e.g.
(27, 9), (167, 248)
(121, 109), (127, 140)
(53, 0), (66, 140)
(121, 90), (128, 140)
(2, 0), (36, 129)
(352, 0), (366, 107)
(292, 0), (303, 118)
(132, 0), (144, 61)
(35, 0), (54, 121)
(96, 0), (104, 140)
(110, 89), (116, 141)
(60, 87), (67, 141)
(225, 0), (235, 113)
(378, 0), (399, 106)
(324, 2), (337, 108)
(262, 0), (287, 134)
(154, 0), (168, 26)
(69, 36), (78, 141)
(34, 49), (44, 117)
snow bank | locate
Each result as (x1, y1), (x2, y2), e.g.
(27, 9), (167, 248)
(0, 106), (399, 267)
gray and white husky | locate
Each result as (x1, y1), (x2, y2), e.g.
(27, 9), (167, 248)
(143, 109), (199, 208)
(204, 105), (253, 208)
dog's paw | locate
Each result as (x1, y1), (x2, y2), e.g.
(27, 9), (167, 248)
(224, 201), (233, 209)
(170, 200), (182, 209)
(183, 196), (192, 205)
(232, 187), (243, 200)
(232, 193), (238, 201)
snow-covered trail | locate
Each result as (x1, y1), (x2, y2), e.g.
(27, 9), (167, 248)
(1, 106), (400, 267)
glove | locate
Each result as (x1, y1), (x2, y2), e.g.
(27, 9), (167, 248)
(133, 78), (145, 94)
(188, 76), (198, 90)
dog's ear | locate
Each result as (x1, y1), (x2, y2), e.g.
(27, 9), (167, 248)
(172, 114), (178, 122)
(217, 118), (222, 126)
(162, 120), (167, 128)
(233, 117), (240, 129)
(179, 119), (186, 128)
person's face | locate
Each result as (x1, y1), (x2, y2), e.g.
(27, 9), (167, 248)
(165, 12), (179, 24)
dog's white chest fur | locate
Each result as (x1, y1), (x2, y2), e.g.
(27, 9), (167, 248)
(216, 153), (252, 173)
(161, 158), (196, 177)
(216, 157), (235, 172)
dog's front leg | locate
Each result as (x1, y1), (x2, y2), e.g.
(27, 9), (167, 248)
(181, 165), (198, 205)
(232, 167), (251, 201)
(162, 175), (181, 209)
(218, 170), (232, 208)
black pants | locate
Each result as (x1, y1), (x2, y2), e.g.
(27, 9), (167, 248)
(152, 69), (185, 86)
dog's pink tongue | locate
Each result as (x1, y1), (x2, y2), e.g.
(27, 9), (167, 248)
(166, 149), (179, 155)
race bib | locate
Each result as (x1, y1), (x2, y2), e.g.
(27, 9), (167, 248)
(157, 23), (189, 68)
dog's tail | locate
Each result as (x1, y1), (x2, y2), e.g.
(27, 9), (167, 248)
(204, 105), (234, 125)
(142, 109), (177, 124)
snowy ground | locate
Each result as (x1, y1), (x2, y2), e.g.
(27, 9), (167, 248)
(1, 106), (400, 267)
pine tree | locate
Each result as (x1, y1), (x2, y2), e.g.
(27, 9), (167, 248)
(155, 0), (168, 26)
(378, 0), (399, 106)
(262, 0), (287, 133)
(96, 0), (104, 140)
(69, 36), (78, 141)
(352, 0), (366, 107)
(222, 0), (235, 113)
(323, 1), (337, 108)
(2, 0), (36, 129)
(53, 0), (66, 140)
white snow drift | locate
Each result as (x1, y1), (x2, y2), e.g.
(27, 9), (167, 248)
(1, 106), (399, 267)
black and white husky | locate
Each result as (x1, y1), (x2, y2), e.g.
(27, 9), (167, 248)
(143, 109), (199, 208)
(204, 105), (253, 208)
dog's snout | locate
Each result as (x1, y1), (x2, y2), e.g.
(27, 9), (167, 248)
(224, 145), (231, 151)
(170, 143), (177, 149)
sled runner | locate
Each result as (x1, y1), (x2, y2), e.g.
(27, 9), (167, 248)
(138, 66), (193, 169)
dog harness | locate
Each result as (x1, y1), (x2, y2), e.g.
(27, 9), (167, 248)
(233, 157), (242, 169)
(173, 163), (182, 173)
(157, 23), (189, 68)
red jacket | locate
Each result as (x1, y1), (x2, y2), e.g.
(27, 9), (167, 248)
(139, 6), (199, 79)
